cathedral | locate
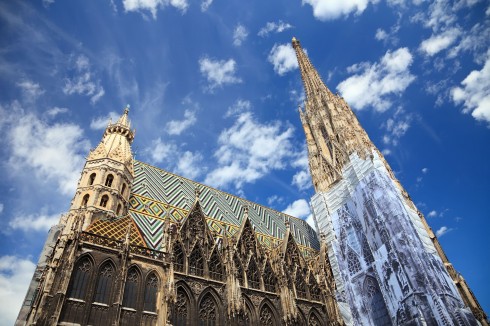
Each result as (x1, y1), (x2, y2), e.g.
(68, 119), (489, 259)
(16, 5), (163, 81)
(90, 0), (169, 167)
(16, 39), (487, 326)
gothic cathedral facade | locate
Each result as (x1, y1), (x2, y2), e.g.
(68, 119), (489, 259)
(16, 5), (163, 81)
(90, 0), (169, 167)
(16, 39), (487, 326)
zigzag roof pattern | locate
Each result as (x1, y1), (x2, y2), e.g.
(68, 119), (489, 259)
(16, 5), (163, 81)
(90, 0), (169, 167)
(129, 161), (320, 254)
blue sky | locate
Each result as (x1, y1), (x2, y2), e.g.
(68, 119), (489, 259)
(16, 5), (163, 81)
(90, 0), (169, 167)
(0, 0), (489, 324)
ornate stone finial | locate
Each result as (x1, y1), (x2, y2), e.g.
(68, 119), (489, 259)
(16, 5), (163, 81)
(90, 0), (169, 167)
(243, 205), (249, 217)
(292, 36), (300, 48)
(285, 221), (290, 230)
(320, 232), (327, 242)
(194, 185), (201, 199)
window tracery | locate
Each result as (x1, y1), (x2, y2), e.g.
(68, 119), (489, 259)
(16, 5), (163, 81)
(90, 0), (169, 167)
(143, 273), (158, 312)
(259, 304), (275, 326)
(122, 267), (139, 309)
(362, 236), (374, 264)
(234, 254), (244, 284)
(93, 262), (114, 304)
(172, 287), (189, 326)
(347, 249), (361, 275)
(67, 257), (93, 300)
(263, 262), (276, 293)
(209, 249), (224, 281)
(295, 269), (307, 299)
(364, 276), (391, 325)
(199, 294), (217, 326)
(173, 243), (185, 273)
(189, 246), (204, 277)
(309, 312), (322, 326)
(309, 275), (322, 302)
(247, 258), (260, 289)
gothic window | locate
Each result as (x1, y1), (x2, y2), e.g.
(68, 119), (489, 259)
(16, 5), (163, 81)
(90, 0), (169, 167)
(364, 276), (391, 325)
(116, 204), (122, 215)
(209, 249), (224, 281)
(259, 304), (276, 326)
(121, 183), (126, 195)
(81, 194), (90, 207)
(173, 243), (185, 272)
(122, 267), (140, 309)
(237, 303), (252, 326)
(143, 273), (158, 312)
(89, 173), (96, 185)
(295, 269), (307, 299)
(347, 249), (361, 275)
(189, 245), (204, 277)
(105, 174), (114, 187)
(247, 258), (260, 289)
(172, 287), (189, 326)
(308, 312), (322, 326)
(93, 262), (115, 304)
(199, 294), (218, 326)
(100, 195), (109, 208)
(263, 262), (276, 293)
(67, 257), (93, 300)
(234, 254), (244, 285)
(362, 236), (374, 264)
(309, 275), (322, 302)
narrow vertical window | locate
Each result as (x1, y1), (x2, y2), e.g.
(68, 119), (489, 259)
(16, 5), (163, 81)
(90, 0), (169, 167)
(259, 305), (276, 326)
(189, 246), (204, 276)
(121, 183), (127, 196)
(67, 257), (93, 300)
(100, 195), (109, 208)
(122, 267), (140, 309)
(247, 258), (260, 289)
(143, 273), (158, 312)
(105, 174), (114, 187)
(263, 262), (276, 293)
(173, 243), (185, 273)
(172, 287), (190, 325)
(93, 262), (115, 304)
(89, 173), (96, 186)
(209, 249), (224, 281)
(81, 194), (90, 207)
(199, 294), (217, 326)
(295, 269), (307, 299)
(116, 204), (122, 215)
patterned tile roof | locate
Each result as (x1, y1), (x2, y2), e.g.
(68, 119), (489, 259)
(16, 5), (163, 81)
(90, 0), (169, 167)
(129, 161), (320, 253)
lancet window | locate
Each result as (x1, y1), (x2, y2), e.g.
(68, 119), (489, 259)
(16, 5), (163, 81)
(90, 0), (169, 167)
(189, 245), (204, 277)
(347, 249), (361, 275)
(309, 275), (322, 302)
(121, 183), (126, 195)
(122, 267), (140, 309)
(67, 257), (93, 300)
(309, 312), (322, 326)
(172, 287), (189, 326)
(295, 269), (307, 299)
(143, 273), (158, 312)
(88, 173), (96, 185)
(81, 194), (89, 207)
(364, 276), (391, 325)
(209, 249), (224, 281)
(105, 174), (114, 187)
(234, 254), (244, 285)
(362, 236), (374, 264)
(259, 304), (276, 326)
(100, 195), (109, 208)
(173, 242), (185, 273)
(93, 262), (114, 304)
(198, 294), (218, 326)
(246, 258), (260, 289)
(116, 204), (122, 215)
(263, 262), (276, 293)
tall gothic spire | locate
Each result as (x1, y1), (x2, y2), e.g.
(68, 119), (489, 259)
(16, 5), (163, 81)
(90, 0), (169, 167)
(292, 37), (372, 192)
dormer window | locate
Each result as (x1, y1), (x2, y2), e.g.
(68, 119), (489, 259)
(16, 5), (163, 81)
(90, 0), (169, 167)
(88, 173), (96, 186)
(100, 195), (109, 208)
(105, 174), (114, 187)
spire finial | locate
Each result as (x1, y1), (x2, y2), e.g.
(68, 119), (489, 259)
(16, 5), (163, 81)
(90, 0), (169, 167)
(124, 104), (130, 115)
(195, 185), (201, 200)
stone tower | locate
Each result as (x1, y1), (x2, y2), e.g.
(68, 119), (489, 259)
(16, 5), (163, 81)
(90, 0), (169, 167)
(292, 37), (487, 326)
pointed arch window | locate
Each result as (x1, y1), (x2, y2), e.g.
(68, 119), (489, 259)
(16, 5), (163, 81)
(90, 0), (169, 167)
(143, 273), (158, 312)
(121, 183), (127, 196)
(295, 269), (307, 299)
(246, 258), (260, 289)
(93, 262), (115, 304)
(81, 194), (90, 207)
(259, 304), (276, 326)
(100, 195), (109, 208)
(173, 243), (185, 273)
(364, 276), (391, 325)
(234, 254), (244, 285)
(67, 257), (93, 300)
(309, 275), (322, 302)
(105, 174), (114, 187)
(209, 249), (224, 281)
(88, 173), (96, 186)
(362, 236), (374, 264)
(122, 267), (140, 309)
(189, 246), (204, 277)
(308, 312), (322, 326)
(199, 294), (218, 326)
(263, 262), (276, 293)
(347, 249), (361, 275)
(116, 204), (122, 215)
(172, 287), (190, 325)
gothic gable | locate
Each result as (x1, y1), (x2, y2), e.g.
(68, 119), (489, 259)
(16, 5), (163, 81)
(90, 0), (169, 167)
(179, 199), (215, 252)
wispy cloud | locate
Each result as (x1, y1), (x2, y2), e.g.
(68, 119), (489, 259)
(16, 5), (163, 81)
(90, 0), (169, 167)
(436, 225), (453, 237)
(166, 109), (197, 135)
(16, 80), (45, 102)
(233, 24), (248, 46)
(63, 54), (105, 104)
(122, 0), (188, 18)
(268, 43), (298, 76)
(9, 212), (60, 232)
(258, 21), (293, 37)
(199, 57), (242, 91)
(90, 111), (120, 130)
(419, 28), (461, 56)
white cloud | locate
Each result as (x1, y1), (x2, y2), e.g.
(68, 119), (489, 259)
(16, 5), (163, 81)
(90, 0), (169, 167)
(199, 57), (241, 91)
(282, 199), (310, 219)
(16, 80), (45, 102)
(436, 226), (453, 237)
(267, 195), (284, 206)
(451, 51), (490, 124)
(428, 210), (438, 217)
(226, 99), (251, 117)
(9, 212), (59, 232)
(90, 111), (120, 130)
(166, 109), (197, 135)
(382, 108), (412, 146)
(201, 0), (213, 11)
(292, 170), (312, 191)
(258, 21), (293, 37)
(233, 24), (248, 46)
(268, 43), (298, 76)
(175, 151), (203, 179)
(0, 256), (36, 326)
(5, 107), (90, 195)
(305, 214), (316, 229)
(122, 0), (188, 18)
(148, 137), (177, 164)
(302, 0), (373, 21)
(422, 167), (429, 174)
(45, 107), (68, 117)
(63, 55), (105, 104)
(382, 149), (392, 155)
(419, 28), (461, 56)
(205, 111), (295, 190)
(337, 47), (415, 112)
(375, 28), (388, 41)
